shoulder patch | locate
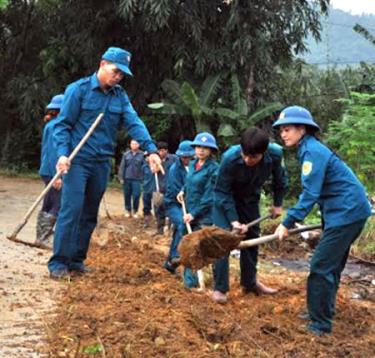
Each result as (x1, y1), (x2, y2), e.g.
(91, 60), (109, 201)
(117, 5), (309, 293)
(302, 161), (313, 176)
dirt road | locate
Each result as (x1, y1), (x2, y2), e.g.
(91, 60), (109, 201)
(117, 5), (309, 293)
(0, 176), (124, 357)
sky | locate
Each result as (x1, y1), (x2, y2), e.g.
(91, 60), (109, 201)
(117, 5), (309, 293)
(330, 0), (375, 15)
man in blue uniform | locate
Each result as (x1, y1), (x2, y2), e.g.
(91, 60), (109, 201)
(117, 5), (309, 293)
(163, 140), (195, 273)
(48, 47), (161, 279)
(118, 139), (144, 218)
(212, 127), (288, 303)
(273, 106), (372, 335)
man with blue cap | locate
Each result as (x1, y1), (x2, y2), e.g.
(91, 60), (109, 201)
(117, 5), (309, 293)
(273, 105), (372, 336)
(163, 140), (195, 273)
(48, 47), (161, 279)
(36, 94), (64, 248)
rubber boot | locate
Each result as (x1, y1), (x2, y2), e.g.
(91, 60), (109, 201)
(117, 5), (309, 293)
(35, 211), (56, 248)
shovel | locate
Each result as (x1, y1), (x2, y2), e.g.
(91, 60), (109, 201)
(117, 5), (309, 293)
(6, 112), (105, 246)
(181, 199), (206, 291)
(179, 222), (321, 270)
(152, 172), (164, 208)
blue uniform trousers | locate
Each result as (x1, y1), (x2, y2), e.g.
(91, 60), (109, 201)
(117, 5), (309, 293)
(123, 179), (141, 213)
(41, 175), (61, 217)
(165, 204), (184, 261)
(307, 219), (367, 334)
(143, 192), (152, 215)
(213, 205), (260, 293)
(48, 160), (111, 272)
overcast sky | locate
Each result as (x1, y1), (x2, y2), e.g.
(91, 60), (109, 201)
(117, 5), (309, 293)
(331, 0), (375, 15)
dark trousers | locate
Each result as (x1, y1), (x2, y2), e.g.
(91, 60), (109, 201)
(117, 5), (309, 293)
(165, 204), (184, 260)
(123, 179), (141, 212)
(155, 202), (166, 229)
(41, 175), (61, 217)
(307, 219), (367, 333)
(48, 160), (110, 272)
(213, 205), (260, 293)
(143, 192), (152, 215)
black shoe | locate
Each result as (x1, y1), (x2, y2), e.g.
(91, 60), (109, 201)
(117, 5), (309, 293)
(50, 268), (70, 280)
(163, 261), (177, 274)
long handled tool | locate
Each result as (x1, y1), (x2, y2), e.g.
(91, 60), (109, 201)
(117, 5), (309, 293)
(6, 113), (105, 245)
(179, 223), (322, 270)
(238, 224), (321, 249)
(181, 200), (205, 291)
(152, 172), (164, 208)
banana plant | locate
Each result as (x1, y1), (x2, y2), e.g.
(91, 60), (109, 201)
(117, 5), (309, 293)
(215, 74), (284, 142)
(148, 75), (222, 132)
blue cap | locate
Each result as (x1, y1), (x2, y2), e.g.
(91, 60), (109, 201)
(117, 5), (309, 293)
(176, 140), (195, 157)
(102, 47), (133, 76)
(46, 94), (64, 110)
(273, 106), (320, 131)
(191, 132), (218, 150)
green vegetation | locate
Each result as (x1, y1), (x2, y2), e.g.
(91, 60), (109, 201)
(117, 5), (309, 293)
(327, 92), (375, 192)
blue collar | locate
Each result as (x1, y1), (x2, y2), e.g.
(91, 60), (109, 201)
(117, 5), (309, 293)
(90, 73), (117, 94)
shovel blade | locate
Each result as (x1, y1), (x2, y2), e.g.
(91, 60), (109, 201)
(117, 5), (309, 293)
(178, 226), (244, 270)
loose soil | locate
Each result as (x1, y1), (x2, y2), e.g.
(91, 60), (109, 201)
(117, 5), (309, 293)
(1, 176), (374, 357)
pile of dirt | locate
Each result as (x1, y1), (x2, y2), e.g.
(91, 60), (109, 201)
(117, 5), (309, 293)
(179, 226), (244, 269)
(46, 216), (375, 357)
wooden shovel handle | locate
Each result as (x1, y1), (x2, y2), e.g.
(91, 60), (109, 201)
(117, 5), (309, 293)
(245, 214), (272, 229)
(181, 200), (192, 234)
(238, 224), (322, 249)
(7, 113), (105, 239)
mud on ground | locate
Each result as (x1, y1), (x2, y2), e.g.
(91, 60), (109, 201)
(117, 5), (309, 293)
(47, 216), (375, 358)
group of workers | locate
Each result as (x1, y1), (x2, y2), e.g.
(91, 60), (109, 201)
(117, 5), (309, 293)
(37, 46), (372, 337)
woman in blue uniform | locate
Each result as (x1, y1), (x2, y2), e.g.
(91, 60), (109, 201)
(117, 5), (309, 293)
(177, 132), (219, 288)
(273, 105), (372, 336)
(163, 140), (195, 273)
(36, 94), (64, 247)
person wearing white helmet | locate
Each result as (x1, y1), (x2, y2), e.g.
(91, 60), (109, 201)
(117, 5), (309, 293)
(177, 132), (219, 288)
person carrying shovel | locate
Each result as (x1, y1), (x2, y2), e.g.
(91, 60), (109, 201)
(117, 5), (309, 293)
(163, 140), (195, 273)
(272, 106), (372, 336)
(177, 132), (219, 289)
(35, 94), (64, 248)
(212, 127), (288, 304)
(48, 47), (161, 279)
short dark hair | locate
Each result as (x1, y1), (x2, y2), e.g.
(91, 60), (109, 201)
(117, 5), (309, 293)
(240, 127), (269, 155)
(157, 141), (168, 150)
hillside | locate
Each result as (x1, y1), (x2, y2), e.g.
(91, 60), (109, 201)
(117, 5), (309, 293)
(304, 7), (375, 65)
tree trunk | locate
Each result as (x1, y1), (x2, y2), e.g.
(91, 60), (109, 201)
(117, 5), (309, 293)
(245, 63), (256, 105)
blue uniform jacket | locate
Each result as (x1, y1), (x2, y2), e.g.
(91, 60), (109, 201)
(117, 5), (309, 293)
(53, 73), (157, 162)
(164, 159), (188, 209)
(213, 144), (288, 227)
(142, 162), (154, 194)
(39, 117), (59, 177)
(118, 150), (144, 181)
(156, 153), (178, 193)
(283, 135), (372, 229)
(184, 157), (219, 225)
